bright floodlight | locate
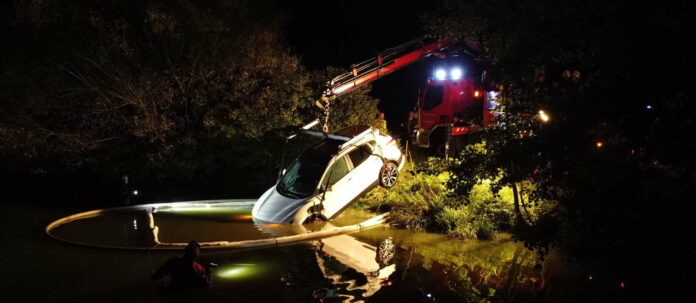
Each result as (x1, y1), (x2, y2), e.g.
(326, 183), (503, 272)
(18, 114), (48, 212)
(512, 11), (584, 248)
(450, 68), (463, 80)
(538, 110), (550, 122)
(435, 69), (447, 80)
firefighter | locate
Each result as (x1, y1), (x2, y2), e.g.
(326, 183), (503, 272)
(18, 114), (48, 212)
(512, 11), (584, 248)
(151, 241), (212, 288)
(372, 112), (388, 134)
(120, 175), (133, 206)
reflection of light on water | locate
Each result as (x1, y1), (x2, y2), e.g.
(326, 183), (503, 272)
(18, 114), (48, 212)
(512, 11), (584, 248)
(47, 200), (262, 249)
(217, 264), (258, 279)
(233, 215), (253, 221)
(141, 201), (256, 216)
(262, 223), (283, 228)
(159, 205), (252, 215)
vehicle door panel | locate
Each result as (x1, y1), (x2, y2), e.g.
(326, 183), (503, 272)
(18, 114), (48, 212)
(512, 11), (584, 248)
(347, 144), (382, 192)
(320, 155), (355, 218)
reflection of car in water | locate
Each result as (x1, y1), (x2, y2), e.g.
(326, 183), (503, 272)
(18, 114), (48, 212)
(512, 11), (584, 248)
(252, 125), (404, 224)
(252, 218), (396, 300)
(314, 234), (396, 300)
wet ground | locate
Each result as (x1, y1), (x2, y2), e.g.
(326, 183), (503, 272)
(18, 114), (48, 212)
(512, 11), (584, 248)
(2, 201), (628, 302)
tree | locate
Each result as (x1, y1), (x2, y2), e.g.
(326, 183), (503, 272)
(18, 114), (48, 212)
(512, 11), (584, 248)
(0, 0), (387, 196)
(0, 1), (305, 186)
(309, 67), (381, 132)
(426, 1), (696, 296)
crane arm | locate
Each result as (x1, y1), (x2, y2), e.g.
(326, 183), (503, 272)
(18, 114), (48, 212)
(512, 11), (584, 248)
(321, 37), (452, 102)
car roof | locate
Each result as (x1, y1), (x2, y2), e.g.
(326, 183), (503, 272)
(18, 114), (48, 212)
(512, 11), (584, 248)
(301, 125), (371, 142)
(297, 125), (373, 163)
(334, 125), (370, 138)
(299, 139), (343, 164)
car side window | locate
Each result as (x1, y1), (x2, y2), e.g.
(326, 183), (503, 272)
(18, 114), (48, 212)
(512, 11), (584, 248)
(326, 156), (350, 186)
(348, 144), (372, 167)
(365, 141), (376, 151)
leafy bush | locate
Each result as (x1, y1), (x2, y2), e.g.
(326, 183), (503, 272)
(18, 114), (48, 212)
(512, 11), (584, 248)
(355, 161), (519, 240)
(434, 183), (516, 240)
(354, 164), (449, 231)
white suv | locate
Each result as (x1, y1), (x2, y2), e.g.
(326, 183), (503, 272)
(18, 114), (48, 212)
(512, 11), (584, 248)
(252, 125), (404, 224)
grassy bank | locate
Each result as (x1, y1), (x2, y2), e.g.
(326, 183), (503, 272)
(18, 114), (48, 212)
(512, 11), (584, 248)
(353, 160), (537, 240)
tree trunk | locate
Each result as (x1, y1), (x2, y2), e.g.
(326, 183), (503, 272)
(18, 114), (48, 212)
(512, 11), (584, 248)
(512, 182), (529, 227)
(519, 183), (534, 223)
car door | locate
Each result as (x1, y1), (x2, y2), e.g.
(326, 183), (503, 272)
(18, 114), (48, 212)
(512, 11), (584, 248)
(319, 154), (355, 218)
(347, 141), (382, 191)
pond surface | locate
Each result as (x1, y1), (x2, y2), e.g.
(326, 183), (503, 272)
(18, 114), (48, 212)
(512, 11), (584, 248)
(48, 201), (272, 248)
(2, 201), (624, 302)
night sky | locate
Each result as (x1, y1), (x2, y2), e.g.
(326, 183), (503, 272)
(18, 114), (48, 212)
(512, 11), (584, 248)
(281, 0), (443, 129)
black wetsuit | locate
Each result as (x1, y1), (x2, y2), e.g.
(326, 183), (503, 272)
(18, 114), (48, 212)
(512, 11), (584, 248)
(151, 256), (210, 288)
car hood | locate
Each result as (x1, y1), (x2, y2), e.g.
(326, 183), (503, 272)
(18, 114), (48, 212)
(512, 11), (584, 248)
(252, 185), (310, 224)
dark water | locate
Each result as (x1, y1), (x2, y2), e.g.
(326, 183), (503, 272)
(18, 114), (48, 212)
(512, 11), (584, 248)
(3, 202), (627, 302)
(49, 201), (271, 248)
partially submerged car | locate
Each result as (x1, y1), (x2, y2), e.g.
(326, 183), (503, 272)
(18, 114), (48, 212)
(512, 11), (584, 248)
(252, 125), (404, 224)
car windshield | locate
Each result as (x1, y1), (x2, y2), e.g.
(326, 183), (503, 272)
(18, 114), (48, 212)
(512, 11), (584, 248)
(277, 140), (341, 199)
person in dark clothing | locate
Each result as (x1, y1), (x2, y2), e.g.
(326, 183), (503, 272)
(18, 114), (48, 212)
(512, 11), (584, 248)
(151, 241), (212, 288)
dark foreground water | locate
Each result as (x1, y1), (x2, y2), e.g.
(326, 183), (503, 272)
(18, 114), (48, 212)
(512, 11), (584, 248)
(2, 202), (629, 302)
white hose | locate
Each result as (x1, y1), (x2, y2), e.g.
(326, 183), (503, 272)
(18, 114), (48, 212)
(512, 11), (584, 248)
(45, 200), (388, 251)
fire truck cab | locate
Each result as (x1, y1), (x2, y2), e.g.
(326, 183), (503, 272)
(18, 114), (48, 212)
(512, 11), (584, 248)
(319, 37), (502, 151)
(412, 47), (502, 150)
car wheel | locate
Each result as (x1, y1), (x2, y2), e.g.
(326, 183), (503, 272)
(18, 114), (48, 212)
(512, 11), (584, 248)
(379, 162), (399, 188)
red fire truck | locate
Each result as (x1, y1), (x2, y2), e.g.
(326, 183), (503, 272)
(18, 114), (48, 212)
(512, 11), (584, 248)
(316, 37), (502, 150)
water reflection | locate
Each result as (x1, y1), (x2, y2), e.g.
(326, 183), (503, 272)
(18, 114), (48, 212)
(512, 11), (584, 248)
(252, 219), (397, 302)
(49, 200), (270, 248)
(45, 204), (583, 302)
(325, 209), (554, 302)
(348, 226), (544, 302)
(313, 234), (396, 301)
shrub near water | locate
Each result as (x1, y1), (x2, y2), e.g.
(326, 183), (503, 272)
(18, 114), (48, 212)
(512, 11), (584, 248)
(436, 183), (517, 240)
(354, 161), (517, 240)
(354, 166), (449, 230)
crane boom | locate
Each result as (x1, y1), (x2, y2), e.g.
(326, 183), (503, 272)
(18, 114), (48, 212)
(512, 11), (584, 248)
(317, 37), (452, 131)
(321, 37), (452, 102)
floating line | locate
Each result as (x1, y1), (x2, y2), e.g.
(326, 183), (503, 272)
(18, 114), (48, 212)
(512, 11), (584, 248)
(46, 200), (388, 251)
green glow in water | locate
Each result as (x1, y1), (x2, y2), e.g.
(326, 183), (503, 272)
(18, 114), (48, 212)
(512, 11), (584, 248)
(217, 264), (259, 279)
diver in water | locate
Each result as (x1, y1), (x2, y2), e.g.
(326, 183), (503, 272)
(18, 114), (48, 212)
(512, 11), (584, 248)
(151, 241), (213, 288)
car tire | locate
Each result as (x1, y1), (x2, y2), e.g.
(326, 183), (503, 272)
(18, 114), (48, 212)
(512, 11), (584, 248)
(379, 161), (399, 188)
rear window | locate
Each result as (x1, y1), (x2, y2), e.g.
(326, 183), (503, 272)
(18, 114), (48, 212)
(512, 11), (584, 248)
(348, 145), (372, 167)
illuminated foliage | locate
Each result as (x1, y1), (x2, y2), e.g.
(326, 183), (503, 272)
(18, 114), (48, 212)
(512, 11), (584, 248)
(425, 1), (695, 295)
(0, 0), (382, 195)
(355, 163), (528, 240)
